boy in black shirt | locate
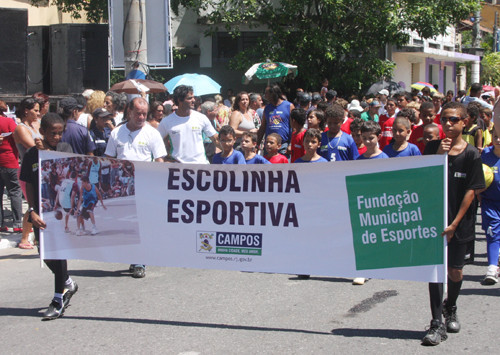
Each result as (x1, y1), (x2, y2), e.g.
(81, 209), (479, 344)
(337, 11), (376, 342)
(422, 102), (485, 345)
(20, 113), (78, 320)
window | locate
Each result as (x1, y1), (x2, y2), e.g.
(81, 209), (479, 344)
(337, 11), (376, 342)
(212, 32), (267, 63)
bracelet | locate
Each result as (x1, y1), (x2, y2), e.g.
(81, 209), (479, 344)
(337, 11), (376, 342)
(27, 208), (35, 223)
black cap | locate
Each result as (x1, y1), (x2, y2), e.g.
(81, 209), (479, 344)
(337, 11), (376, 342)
(92, 107), (113, 119)
(59, 97), (80, 111)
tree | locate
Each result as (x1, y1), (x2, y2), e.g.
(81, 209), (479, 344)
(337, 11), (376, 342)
(30, 0), (107, 23)
(482, 52), (500, 86)
(172, 0), (478, 95)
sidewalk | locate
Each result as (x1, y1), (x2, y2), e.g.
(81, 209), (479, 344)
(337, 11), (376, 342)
(0, 192), (31, 249)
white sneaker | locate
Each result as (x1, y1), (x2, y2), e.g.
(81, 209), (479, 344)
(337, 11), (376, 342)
(352, 277), (366, 285)
(76, 229), (85, 236)
(91, 226), (98, 235)
(483, 266), (498, 285)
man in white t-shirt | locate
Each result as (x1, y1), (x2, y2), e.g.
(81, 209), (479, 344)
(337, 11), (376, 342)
(104, 97), (166, 279)
(105, 98), (166, 163)
(157, 85), (219, 163)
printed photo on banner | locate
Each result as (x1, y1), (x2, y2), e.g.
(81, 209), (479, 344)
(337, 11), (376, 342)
(41, 155), (141, 249)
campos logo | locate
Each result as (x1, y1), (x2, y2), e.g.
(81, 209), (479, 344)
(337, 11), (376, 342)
(196, 231), (263, 256)
(197, 232), (215, 253)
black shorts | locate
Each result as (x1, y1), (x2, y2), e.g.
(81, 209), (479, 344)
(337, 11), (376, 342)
(447, 238), (468, 270)
(63, 208), (71, 213)
(80, 202), (95, 220)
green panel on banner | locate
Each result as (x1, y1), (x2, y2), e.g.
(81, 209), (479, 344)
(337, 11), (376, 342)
(346, 166), (444, 270)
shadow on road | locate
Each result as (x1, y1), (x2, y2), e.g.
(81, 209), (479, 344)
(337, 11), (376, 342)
(0, 307), (45, 318)
(288, 276), (352, 283)
(68, 269), (132, 278)
(0, 253), (39, 260)
(460, 287), (500, 297)
(331, 327), (422, 340)
(57, 315), (333, 335)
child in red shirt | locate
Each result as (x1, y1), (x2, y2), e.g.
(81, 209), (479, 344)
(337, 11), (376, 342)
(350, 117), (367, 155)
(290, 108), (306, 162)
(265, 133), (289, 163)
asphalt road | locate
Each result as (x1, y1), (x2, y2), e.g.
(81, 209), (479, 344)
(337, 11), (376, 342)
(1, 222), (499, 354)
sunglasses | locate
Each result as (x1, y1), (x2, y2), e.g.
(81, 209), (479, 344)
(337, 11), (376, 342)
(440, 116), (462, 124)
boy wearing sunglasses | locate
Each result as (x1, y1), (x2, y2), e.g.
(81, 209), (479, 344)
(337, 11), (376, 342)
(421, 102), (485, 346)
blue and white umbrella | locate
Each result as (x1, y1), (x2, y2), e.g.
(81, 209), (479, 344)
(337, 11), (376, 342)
(164, 73), (221, 96)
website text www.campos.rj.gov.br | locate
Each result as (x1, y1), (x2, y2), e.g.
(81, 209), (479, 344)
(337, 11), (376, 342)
(205, 255), (253, 263)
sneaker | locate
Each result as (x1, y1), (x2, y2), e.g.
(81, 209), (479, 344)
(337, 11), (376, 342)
(0, 226), (8, 232)
(483, 266), (498, 285)
(63, 281), (78, 308)
(352, 277), (366, 285)
(13, 227), (23, 233)
(65, 227), (71, 233)
(443, 304), (460, 333)
(91, 226), (99, 235)
(132, 265), (146, 278)
(422, 319), (447, 346)
(42, 300), (65, 320)
(76, 229), (85, 236)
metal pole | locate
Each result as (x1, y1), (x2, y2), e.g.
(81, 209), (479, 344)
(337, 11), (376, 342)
(123, 0), (148, 77)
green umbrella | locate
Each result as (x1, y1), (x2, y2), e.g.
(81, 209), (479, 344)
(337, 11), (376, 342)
(243, 61), (298, 84)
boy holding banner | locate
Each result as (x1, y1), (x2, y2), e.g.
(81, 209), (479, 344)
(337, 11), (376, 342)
(20, 113), (78, 320)
(422, 102), (485, 346)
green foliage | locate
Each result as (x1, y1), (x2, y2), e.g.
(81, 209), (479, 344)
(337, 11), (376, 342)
(482, 52), (500, 86)
(30, 0), (107, 23)
(173, 0), (478, 95)
(110, 70), (124, 87)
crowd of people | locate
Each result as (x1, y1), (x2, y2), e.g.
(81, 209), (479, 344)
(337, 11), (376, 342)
(0, 79), (499, 346)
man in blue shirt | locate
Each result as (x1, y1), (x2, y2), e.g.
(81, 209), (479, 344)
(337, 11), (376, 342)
(60, 97), (96, 155)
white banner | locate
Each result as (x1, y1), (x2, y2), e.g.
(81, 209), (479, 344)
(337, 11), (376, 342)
(40, 151), (447, 282)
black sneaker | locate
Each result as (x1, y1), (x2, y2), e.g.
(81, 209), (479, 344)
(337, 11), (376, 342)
(422, 319), (447, 346)
(443, 304), (460, 333)
(132, 265), (146, 278)
(42, 300), (65, 320)
(63, 281), (78, 308)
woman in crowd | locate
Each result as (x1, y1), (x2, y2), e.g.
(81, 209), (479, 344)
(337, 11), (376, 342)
(13, 98), (42, 248)
(229, 92), (258, 146)
(147, 101), (164, 129)
(104, 91), (127, 127)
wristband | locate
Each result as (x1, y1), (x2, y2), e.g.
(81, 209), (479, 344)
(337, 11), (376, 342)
(27, 208), (35, 223)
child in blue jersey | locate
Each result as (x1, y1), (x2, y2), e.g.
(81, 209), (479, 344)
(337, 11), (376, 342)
(320, 103), (359, 161)
(357, 120), (389, 160)
(480, 128), (500, 284)
(76, 175), (106, 236)
(212, 125), (246, 164)
(382, 116), (421, 158)
(295, 129), (328, 163)
(241, 132), (270, 164)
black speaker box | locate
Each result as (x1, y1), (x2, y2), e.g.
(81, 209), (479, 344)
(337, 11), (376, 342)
(0, 8), (27, 94)
(50, 24), (108, 95)
(27, 26), (50, 94)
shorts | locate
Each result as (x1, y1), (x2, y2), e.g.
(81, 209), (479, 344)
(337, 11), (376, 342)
(448, 237), (468, 270)
(63, 208), (71, 213)
(80, 202), (95, 220)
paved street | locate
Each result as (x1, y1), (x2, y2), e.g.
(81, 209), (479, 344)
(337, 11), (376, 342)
(1, 218), (499, 354)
